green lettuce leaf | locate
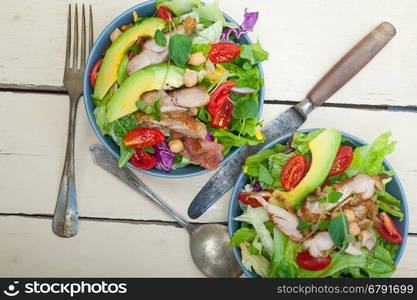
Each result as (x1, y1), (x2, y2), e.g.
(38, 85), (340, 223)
(156, 0), (200, 16)
(211, 128), (265, 154)
(193, 20), (223, 44)
(229, 226), (256, 248)
(240, 41), (269, 65)
(346, 131), (396, 177)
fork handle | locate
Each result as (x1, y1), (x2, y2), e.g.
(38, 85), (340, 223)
(52, 97), (79, 237)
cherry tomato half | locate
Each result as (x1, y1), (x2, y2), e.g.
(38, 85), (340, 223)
(89, 58), (103, 87)
(130, 148), (157, 170)
(156, 6), (173, 23)
(280, 155), (307, 191)
(124, 128), (165, 148)
(376, 212), (403, 244)
(239, 192), (271, 207)
(329, 146), (354, 177)
(208, 43), (241, 64)
(296, 251), (331, 271)
(209, 99), (233, 129)
(207, 81), (236, 115)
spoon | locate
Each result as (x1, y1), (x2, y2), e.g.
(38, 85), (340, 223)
(89, 145), (242, 278)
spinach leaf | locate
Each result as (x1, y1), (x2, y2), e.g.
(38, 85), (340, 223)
(329, 214), (349, 247)
(317, 191), (343, 204)
(169, 34), (192, 66)
(297, 221), (312, 231)
(154, 29), (167, 47)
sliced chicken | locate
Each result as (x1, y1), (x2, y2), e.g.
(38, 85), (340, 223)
(171, 131), (224, 169)
(170, 86), (210, 108)
(300, 198), (322, 224)
(256, 197), (303, 242)
(334, 174), (378, 203)
(303, 231), (334, 257)
(127, 49), (169, 75)
(345, 242), (362, 256)
(127, 17), (197, 74)
(137, 111), (207, 139)
(359, 230), (377, 252)
(140, 90), (188, 113)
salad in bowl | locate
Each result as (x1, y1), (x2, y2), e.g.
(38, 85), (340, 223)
(229, 128), (407, 278)
(87, 0), (268, 175)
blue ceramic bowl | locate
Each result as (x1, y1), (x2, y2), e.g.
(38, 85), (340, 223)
(228, 129), (409, 277)
(83, 0), (265, 178)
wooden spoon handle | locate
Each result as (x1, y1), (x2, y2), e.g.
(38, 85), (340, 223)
(307, 22), (396, 106)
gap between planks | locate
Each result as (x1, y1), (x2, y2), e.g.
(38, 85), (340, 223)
(1, 84), (417, 112)
(0, 212), (414, 235)
(0, 212), (226, 228)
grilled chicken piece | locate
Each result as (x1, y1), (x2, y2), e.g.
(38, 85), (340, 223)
(170, 86), (210, 107)
(334, 174), (378, 203)
(303, 231), (334, 258)
(256, 197), (303, 242)
(127, 49), (169, 75)
(345, 242), (362, 256)
(300, 198), (322, 224)
(127, 17), (197, 74)
(137, 111), (207, 139)
(140, 90), (188, 113)
(359, 230), (377, 252)
(171, 131), (224, 169)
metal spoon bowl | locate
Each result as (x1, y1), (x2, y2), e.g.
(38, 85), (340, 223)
(89, 145), (242, 278)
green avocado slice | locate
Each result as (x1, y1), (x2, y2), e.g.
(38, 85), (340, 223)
(106, 63), (185, 122)
(271, 128), (341, 208)
(93, 18), (166, 100)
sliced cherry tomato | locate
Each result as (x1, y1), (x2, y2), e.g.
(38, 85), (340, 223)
(376, 212), (403, 244)
(130, 148), (157, 170)
(207, 81), (236, 115)
(280, 155), (307, 191)
(209, 99), (233, 129)
(239, 192), (271, 207)
(89, 58), (103, 87)
(156, 6), (173, 23)
(124, 128), (165, 148)
(329, 146), (354, 177)
(208, 43), (241, 64)
(296, 251), (331, 271)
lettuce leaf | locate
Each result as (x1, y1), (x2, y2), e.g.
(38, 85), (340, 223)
(346, 131), (396, 177)
(156, 0), (200, 16)
(229, 226), (256, 247)
(240, 41), (269, 65)
(247, 206), (274, 256)
(240, 242), (270, 277)
(193, 20), (223, 44)
(211, 128), (265, 154)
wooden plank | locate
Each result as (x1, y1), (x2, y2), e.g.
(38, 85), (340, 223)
(1, 0), (417, 106)
(0, 216), (415, 277)
(0, 91), (416, 232)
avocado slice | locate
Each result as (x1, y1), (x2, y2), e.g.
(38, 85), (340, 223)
(106, 63), (185, 122)
(271, 128), (341, 208)
(93, 18), (166, 100)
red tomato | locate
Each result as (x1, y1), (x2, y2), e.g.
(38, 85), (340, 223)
(208, 43), (241, 64)
(296, 251), (331, 271)
(207, 81), (236, 115)
(329, 146), (354, 177)
(156, 6), (173, 22)
(376, 212), (403, 244)
(239, 192), (271, 207)
(280, 155), (307, 191)
(89, 58), (103, 87)
(209, 99), (233, 129)
(130, 148), (157, 170)
(124, 128), (165, 148)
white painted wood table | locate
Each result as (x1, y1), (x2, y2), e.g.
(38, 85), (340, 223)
(0, 0), (416, 277)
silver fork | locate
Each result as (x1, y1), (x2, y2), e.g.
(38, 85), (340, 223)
(53, 4), (93, 237)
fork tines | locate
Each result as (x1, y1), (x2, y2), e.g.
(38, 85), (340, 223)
(65, 4), (93, 71)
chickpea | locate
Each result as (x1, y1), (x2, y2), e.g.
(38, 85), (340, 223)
(349, 222), (361, 236)
(169, 139), (184, 153)
(183, 69), (198, 87)
(343, 209), (357, 222)
(188, 51), (206, 66)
